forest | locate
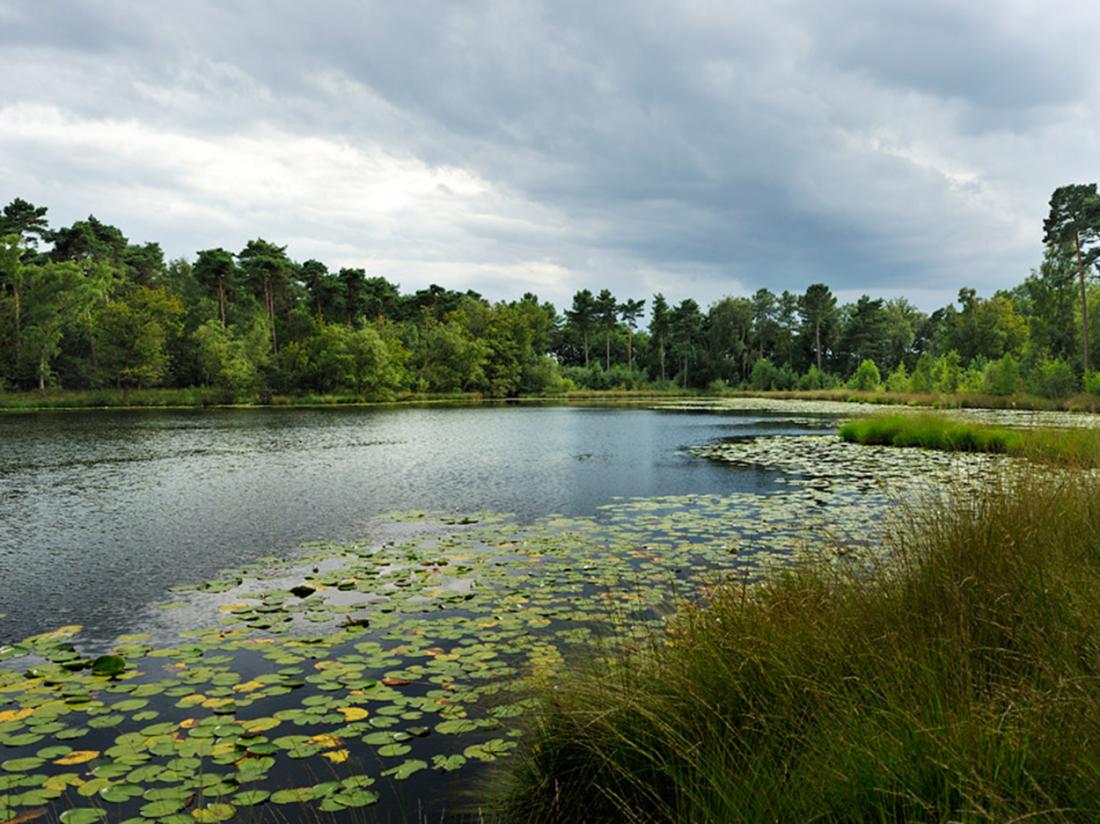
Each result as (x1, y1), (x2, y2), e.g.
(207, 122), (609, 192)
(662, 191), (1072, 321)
(1, 184), (1099, 403)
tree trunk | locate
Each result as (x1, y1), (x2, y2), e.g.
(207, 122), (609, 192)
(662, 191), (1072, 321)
(265, 283), (278, 353)
(13, 286), (20, 368)
(605, 332), (611, 371)
(815, 321), (823, 372)
(583, 331), (589, 368)
(38, 353), (46, 391)
(217, 277), (226, 327)
(627, 328), (633, 371)
(659, 338), (666, 382)
(1076, 234), (1090, 376)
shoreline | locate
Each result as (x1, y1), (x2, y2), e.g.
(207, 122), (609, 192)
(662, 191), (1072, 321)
(4, 386), (1100, 414)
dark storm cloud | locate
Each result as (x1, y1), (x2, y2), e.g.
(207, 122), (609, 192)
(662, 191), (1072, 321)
(2, 0), (1098, 311)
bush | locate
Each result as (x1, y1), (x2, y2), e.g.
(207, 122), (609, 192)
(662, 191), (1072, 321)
(1086, 371), (1100, 396)
(983, 354), (1022, 396)
(1030, 357), (1078, 400)
(847, 358), (881, 391)
(749, 358), (780, 391)
(885, 362), (910, 393)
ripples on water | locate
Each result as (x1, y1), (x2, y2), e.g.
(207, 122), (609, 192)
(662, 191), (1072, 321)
(0, 405), (834, 643)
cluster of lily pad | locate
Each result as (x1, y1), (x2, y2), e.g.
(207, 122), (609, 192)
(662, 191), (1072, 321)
(0, 430), (1000, 821)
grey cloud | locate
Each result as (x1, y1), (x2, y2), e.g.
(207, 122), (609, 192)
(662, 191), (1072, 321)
(1, 0), (1097, 311)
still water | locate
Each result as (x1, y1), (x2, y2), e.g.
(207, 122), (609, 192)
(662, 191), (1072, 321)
(0, 404), (829, 644)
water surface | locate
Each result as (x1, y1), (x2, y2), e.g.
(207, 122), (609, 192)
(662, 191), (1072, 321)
(0, 404), (831, 643)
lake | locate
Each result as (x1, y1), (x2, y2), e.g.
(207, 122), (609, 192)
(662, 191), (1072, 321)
(0, 404), (833, 648)
(2, 401), (880, 822)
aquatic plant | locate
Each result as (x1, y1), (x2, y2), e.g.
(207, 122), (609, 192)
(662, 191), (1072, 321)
(497, 469), (1100, 822)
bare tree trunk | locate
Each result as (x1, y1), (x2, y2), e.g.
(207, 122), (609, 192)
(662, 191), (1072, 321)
(13, 286), (20, 368)
(627, 328), (633, 371)
(217, 277), (226, 327)
(265, 283), (278, 353)
(1076, 234), (1090, 376)
(605, 332), (611, 370)
(815, 321), (823, 372)
(659, 338), (666, 381)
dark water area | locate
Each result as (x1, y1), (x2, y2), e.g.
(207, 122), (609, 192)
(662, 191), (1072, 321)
(0, 404), (831, 645)
(0, 404), (842, 822)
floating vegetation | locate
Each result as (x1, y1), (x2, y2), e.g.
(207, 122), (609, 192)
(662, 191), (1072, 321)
(659, 395), (1100, 430)
(0, 434), (1000, 820)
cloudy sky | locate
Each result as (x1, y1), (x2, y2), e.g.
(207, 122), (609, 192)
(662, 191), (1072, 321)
(2, 1), (1098, 313)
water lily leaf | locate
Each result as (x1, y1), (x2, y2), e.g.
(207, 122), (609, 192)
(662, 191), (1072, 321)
(381, 758), (427, 780)
(431, 753), (467, 772)
(59, 810), (107, 824)
(231, 789), (270, 806)
(270, 787), (316, 804)
(190, 803), (235, 822)
(140, 799), (186, 818)
(376, 743), (411, 757)
(100, 783), (144, 803)
(91, 656), (126, 677)
(322, 748), (349, 764)
(54, 750), (100, 765)
(2, 757), (44, 772)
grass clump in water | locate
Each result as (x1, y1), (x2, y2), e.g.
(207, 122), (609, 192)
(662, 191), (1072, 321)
(497, 474), (1100, 822)
(840, 413), (1100, 467)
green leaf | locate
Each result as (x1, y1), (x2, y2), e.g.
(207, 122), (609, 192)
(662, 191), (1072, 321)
(381, 758), (428, 780)
(91, 655), (126, 677)
(60, 810), (108, 824)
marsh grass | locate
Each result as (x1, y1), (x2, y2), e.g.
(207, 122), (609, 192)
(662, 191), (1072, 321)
(496, 472), (1100, 822)
(839, 413), (1100, 467)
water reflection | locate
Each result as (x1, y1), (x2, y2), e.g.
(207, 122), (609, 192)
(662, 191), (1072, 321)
(0, 405), (835, 643)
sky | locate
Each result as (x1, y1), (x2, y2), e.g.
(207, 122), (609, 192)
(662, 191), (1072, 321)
(2, 1), (1099, 314)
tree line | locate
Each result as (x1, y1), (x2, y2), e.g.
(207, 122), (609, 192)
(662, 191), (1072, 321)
(2, 184), (1099, 401)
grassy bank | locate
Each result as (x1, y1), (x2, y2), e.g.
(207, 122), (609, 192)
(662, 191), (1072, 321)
(498, 472), (1100, 822)
(6, 385), (1100, 413)
(0, 387), (701, 412)
(840, 413), (1100, 467)
(730, 387), (1100, 413)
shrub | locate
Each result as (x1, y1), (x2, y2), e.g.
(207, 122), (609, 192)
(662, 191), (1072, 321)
(749, 358), (780, 391)
(983, 354), (1022, 396)
(847, 359), (881, 391)
(1031, 357), (1078, 399)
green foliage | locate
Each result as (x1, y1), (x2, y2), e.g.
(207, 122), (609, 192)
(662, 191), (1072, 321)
(840, 413), (1100, 467)
(1029, 356), (1078, 399)
(846, 358), (881, 391)
(1085, 370), (1100, 395)
(798, 283), (837, 371)
(885, 361), (910, 392)
(983, 353), (1022, 396)
(796, 365), (837, 390)
(749, 358), (780, 391)
(91, 288), (183, 389)
(410, 315), (489, 392)
(840, 415), (1022, 454)
(5, 186), (1100, 403)
(192, 319), (268, 399)
(501, 472), (1100, 821)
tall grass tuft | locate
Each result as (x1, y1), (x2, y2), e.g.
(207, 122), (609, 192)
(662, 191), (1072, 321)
(840, 413), (1100, 467)
(497, 472), (1100, 822)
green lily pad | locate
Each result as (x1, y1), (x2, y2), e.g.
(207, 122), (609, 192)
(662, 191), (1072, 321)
(381, 758), (428, 780)
(59, 810), (108, 824)
(91, 655), (126, 677)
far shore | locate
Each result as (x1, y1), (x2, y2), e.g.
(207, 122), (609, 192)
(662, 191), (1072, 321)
(5, 386), (1100, 414)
